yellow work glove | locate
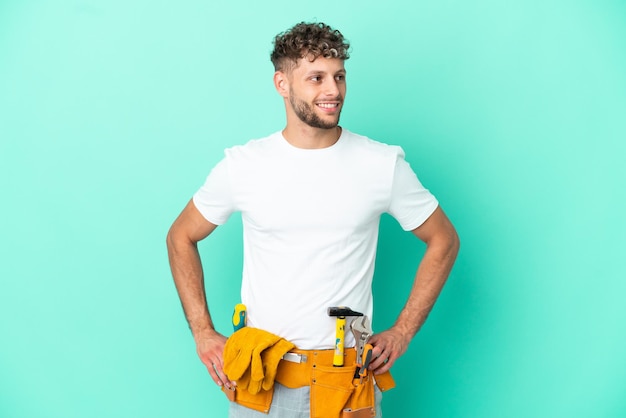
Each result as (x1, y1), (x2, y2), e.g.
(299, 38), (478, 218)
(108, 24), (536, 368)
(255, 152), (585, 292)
(243, 338), (294, 395)
(223, 327), (283, 383)
(260, 338), (295, 391)
(246, 368), (264, 395)
(235, 366), (253, 393)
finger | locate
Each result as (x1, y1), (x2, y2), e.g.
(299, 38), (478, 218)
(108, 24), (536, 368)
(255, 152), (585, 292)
(367, 334), (382, 348)
(370, 343), (384, 359)
(215, 361), (237, 390)
(371, 345), (398, 372)
(205, 361), (223, 386)
(368, 337), (387, 369)
(373, 355), (395, 375)
(368, 347), (388, 371)
(368, 355), (385, 370)
(368, 335), (385, 356)
(214, 356), (237, 389)
(205, 359), (232, 389)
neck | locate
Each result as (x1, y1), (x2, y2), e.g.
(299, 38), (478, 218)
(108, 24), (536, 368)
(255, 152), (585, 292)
(282, 124), (342, 149)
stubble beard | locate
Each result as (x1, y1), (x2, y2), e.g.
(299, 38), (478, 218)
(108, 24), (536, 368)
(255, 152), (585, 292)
(289, 91), (342, 130)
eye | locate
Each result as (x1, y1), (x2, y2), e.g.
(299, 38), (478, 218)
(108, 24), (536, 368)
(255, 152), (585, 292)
(335, 74), (346, 82)
(310, 76), (321, 82)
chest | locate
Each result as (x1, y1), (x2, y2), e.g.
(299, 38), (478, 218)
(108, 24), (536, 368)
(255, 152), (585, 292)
(233, 156), (390, 232)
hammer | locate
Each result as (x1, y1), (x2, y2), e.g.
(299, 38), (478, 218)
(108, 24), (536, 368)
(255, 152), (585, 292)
(327, 306), (363, 367)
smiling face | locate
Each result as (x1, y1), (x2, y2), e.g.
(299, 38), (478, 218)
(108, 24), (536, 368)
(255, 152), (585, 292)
(279, 57), (347, 130)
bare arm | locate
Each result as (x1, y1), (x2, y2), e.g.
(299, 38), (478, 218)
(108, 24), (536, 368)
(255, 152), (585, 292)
(166, 199), (233, 388)
(368, 206), (460, 374)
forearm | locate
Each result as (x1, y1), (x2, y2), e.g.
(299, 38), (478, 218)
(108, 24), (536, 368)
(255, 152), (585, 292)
(367, 223), (459, 374)
(166, 232), (216, 342)
(393, 231), (460, 339)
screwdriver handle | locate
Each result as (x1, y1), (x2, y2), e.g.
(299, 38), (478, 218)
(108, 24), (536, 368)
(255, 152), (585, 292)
(232, 303), (247, 331)
(359, 344), (373, 379)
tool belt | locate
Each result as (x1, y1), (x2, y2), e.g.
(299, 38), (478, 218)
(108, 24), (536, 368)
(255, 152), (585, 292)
(223, 347), (395, 417)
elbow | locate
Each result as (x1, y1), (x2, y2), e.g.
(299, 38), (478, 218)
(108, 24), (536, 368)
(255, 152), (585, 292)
(166, 227), (176, 254)
(166, 222), (199, 255)
(432, 225), (460, 264)
(166, 224), (185, 254)
(445, 226), (460, 263)
(451, 228), (461, 255)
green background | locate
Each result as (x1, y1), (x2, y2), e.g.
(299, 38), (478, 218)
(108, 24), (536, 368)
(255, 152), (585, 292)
(1, 0), (625, 417)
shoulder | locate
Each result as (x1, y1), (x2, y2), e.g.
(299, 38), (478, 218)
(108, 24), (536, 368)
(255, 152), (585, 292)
(341, 129), (405, 159)
(223, 131), (282, 161)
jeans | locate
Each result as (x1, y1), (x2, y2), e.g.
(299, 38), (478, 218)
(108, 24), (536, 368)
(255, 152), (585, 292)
(229, 382), (384, 418)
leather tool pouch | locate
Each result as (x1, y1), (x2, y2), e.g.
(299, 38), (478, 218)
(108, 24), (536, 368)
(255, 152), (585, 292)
(310, 364), (358, 418)
(341, 371), (396, 418)
(222, 385), (274, 414)
(374, 371), (396, 392)
(341, 375), (375, 418)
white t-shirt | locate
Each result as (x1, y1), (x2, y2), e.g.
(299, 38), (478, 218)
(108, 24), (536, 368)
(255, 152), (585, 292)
(193, 129), (438, 349)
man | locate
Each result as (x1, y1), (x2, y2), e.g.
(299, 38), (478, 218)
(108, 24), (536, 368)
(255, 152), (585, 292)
(167, 22), (459, 417)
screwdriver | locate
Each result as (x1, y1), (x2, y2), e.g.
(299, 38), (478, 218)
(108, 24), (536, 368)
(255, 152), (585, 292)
(359, 343), (373, 383)
(232, 303), (247, 331)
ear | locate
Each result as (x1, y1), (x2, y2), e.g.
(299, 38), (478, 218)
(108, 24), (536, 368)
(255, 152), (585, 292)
(273, 71), (289, 98)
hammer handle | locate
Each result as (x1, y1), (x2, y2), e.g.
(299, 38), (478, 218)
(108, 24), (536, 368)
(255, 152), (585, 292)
(333, 316), (346, 366)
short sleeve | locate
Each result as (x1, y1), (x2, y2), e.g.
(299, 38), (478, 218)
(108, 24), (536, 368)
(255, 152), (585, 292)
(387, 153), (439, 231)
(192, 158), (235, 225)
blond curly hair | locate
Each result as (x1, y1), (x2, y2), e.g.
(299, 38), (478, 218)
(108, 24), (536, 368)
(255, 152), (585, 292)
(270, 22), (350, 72)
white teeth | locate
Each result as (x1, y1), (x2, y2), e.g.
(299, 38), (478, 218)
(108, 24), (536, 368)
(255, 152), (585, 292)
(317, 103), (338, 108)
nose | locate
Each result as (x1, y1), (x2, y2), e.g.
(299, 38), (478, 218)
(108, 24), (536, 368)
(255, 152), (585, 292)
(323, 78), (340, 97)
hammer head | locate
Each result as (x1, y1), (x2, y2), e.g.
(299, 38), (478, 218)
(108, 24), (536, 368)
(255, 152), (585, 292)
(327, 306), (364, 318)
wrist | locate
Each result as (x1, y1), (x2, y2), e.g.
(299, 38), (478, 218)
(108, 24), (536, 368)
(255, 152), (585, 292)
(390, 322), (418, 343)
(191, 324), (218, 344)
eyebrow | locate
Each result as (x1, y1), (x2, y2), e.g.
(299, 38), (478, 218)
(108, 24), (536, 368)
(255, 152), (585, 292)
(305, 69), (347, 76)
